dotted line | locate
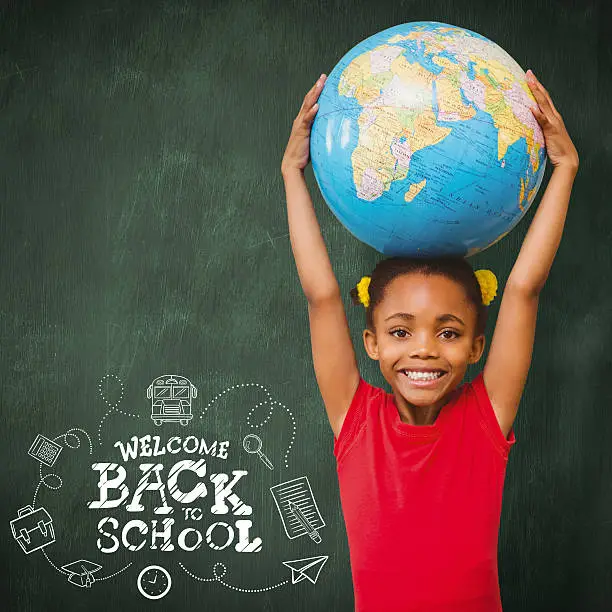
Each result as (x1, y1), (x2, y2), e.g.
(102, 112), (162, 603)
(97, 407), (141, 447)
(97, 562), (133, 581)
(178, 562), (290, 592)
(217, 577), (290, 593)
(42, 549), (68, 575)
(32, 474), (62, 508)
(97, 374), (139, 446)
(200, 383), (296, 469)
(98, 373), (124, 409)
(276, 400), (296, 469)
(32, 480), (42, 508)
(178, 562), (216, 582)
(201, 382), (273, 414)
(54, 427), (93, 455)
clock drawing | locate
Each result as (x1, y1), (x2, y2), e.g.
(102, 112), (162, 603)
(137, 565), (172, 600)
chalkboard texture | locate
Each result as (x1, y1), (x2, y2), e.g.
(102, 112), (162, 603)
(1, 1), (610, 611)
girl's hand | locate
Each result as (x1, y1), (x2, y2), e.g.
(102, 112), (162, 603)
(281, 73), (327, 173)
(526, 69), (579, 170)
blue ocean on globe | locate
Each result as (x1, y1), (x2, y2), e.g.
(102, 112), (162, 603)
(310, 21), (547, 257)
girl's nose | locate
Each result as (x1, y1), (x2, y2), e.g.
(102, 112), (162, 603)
(410, 335), (439, 358)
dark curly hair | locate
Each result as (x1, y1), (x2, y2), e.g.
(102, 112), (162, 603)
(349, 256), (489, 336)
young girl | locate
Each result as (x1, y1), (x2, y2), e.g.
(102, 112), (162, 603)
(281, 70), (579, 611)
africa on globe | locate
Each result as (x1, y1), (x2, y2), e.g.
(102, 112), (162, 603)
(310, 21), (546, 257)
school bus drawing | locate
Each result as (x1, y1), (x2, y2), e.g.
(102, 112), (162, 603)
(147, 375), (197, 426)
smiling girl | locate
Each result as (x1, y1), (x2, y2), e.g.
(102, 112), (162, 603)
(280, 69), (579, 611)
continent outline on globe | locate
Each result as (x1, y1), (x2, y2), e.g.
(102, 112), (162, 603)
(310, 21), (547, 258)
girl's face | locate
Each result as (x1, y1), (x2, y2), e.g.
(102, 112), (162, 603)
(363, 273), (485, 408)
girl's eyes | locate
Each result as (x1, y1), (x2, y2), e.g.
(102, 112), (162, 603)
(440, 330), (460, 340)
(390, 329), (460, 340)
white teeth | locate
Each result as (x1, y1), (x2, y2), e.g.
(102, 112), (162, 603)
(402, 370), (444, 381)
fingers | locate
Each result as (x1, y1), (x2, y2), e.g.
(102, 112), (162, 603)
(300, 73), (326, 115)
(312, 73), (327, 99)
(526, 69), (561, 119)
(529, 103), (547, 125)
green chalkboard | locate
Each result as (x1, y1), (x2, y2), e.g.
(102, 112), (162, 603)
(1, 1), (610, 611)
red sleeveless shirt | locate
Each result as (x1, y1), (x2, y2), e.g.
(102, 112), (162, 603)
(334, 372), (516, 612)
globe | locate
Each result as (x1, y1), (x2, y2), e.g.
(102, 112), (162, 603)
(310, 21), (547, 257)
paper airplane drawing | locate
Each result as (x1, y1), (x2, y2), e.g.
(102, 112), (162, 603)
(282, 555), (328, 585)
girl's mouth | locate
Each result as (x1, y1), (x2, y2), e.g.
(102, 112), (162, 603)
(400, 370), (448, 388)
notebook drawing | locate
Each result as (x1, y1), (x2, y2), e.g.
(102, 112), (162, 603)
(270, 476), (325, 540)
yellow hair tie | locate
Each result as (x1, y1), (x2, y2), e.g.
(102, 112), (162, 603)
(356, 276), (371, 308)
(474, 269), (498, 306)
(355, 271), (496, 308)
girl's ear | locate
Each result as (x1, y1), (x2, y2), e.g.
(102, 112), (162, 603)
(363, 328), (379, 361)
(468, 334), (486, 364)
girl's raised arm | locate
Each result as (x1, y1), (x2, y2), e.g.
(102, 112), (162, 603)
(483, 70), (579, 439)
(281, 74), (360, 439)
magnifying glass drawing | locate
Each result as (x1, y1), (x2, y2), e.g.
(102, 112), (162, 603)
(243, 434), (274, 470)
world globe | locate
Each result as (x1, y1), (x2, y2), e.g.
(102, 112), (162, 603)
(310, 21), (547, 257)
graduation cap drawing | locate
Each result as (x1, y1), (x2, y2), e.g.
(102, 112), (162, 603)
(61, 560), (102, 588)
(282, 555), (328, 585)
